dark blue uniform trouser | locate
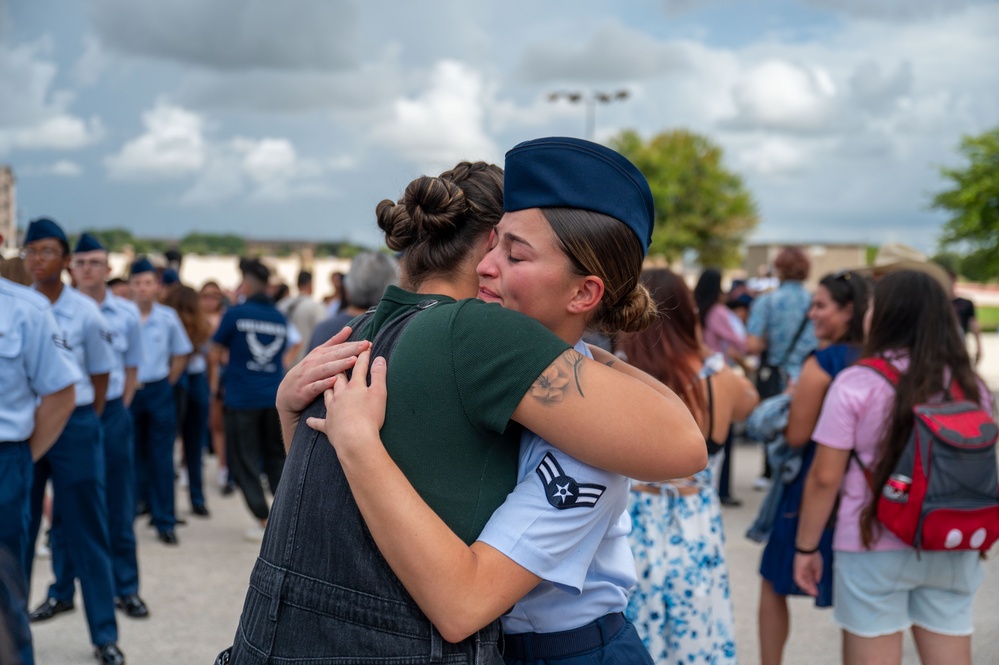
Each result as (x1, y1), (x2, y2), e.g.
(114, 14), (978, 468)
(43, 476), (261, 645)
(27, 407), (118, 648)
(0, 441), (35, 665)
(178, 372), (208, 510)
(131, 378), (177, 533)
(51, 398), (140, 600)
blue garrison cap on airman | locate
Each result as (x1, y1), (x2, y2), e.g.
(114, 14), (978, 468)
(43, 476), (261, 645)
(502, 137), (655, 255)
(74, 232), (106, 254)
(161, 268), (179, 285)
(130, 257), (156, 276)
(25, 217), (68, 245)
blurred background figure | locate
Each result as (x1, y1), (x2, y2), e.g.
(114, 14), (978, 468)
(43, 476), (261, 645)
(164, 285), (213, 518)
(307, 252), (398, 353)
(746, 247), (817, 490)
(277, 270), (325, 365)
(617, 268), (758, 665)
(199, 281), (232, 494)
(945, 266), (983, 366)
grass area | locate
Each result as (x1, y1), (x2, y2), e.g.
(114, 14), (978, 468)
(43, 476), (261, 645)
(979, 306), (999, 333)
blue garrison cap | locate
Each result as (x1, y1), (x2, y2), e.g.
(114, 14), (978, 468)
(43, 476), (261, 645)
(74, 232), (106, 253)
(161, 268), (179, 285)
(130, 257), (156, 276)
(503, 137), (655, 255)
(25, 217), (68, 245)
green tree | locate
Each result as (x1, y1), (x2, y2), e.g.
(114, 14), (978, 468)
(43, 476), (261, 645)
(178, 233), (246, 256)
(81, 228), (137, 252)
(610, 129), (758, 267)
(933, 125), (999, 282)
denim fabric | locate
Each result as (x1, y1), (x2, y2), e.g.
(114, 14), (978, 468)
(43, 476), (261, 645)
(227, 397), (503, 664)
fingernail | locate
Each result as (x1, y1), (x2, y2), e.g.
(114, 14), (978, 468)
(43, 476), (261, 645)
(373, 357), (386, 368)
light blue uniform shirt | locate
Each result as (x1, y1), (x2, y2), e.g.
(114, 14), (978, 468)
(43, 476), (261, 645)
(477, 341), (635, 634)
(137, 303), (193, 384)
(34, 284), (114, 407)
(0, 278), (81, 441)
(98, 290), (143, 401)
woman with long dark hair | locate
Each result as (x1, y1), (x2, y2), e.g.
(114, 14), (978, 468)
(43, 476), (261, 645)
(616, 268), (759, 664)
(758, 270), (869, 665)
(794, 270), (992, 665)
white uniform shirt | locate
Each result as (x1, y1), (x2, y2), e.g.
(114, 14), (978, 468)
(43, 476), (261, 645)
(34, 284), (114, 407)
(138, 303), (193, 384)
(99, 290), (143, 401)
(477, 341), (636, 634)
(0, 278), (81, 440)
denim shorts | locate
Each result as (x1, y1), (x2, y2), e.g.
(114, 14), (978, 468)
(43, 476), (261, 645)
(833, 549), (984, 637)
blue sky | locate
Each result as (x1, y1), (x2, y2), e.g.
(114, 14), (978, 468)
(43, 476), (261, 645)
(2, 0), (997, 253)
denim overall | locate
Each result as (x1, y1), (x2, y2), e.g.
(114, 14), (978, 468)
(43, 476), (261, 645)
(224, 303), (503, 664)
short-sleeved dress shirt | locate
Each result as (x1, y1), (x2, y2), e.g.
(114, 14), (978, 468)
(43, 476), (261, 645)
(138, 303), (194, 384)
(0, 277), (81, 440)
(477, 341), (634, 634)
(747, 280), (817, 380)
(99, 290), (143, 401)
(35, 284), (114, 406)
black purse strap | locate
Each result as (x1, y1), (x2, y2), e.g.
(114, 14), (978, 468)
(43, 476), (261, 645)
(774, 312), (811, 368)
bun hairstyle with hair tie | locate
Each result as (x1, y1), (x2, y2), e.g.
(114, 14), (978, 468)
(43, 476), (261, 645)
(503, 136), (659, 335)
(377, 161), (503, 290)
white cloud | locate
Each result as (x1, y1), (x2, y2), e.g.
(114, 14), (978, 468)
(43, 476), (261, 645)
(732, 137), (812, 177)
(802, 0), (979, 21)
(724, 59), (841, 134)
(22, 160), (84, 177)
(105, 103), (206, 179)
(90, 0), (359, 71)
(515, 22), (689, 83)
(370, 60), (499, 169)
(0, 42), (104, 153)
(72, 34), (110, 86)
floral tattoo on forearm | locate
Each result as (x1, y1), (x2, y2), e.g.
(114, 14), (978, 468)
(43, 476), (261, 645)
(530, 349), (586, 404)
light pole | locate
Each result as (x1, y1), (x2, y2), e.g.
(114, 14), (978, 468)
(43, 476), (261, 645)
(547, 90), (629, 141)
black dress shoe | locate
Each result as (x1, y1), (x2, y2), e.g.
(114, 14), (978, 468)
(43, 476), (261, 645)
(116, 593), (150, 618)
(94, 642), (125, 665)
(720, 496), (743, 507)
(192, 504), (210, 517)
(157, 530), (179, 545)
(28, 597), (74, 622)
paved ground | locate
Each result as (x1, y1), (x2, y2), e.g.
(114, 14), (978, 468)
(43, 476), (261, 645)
(29, 334), (999, 664)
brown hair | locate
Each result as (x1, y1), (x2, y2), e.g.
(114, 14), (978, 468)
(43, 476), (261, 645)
(541, 208), (657, 335)
(615, 269), (706, 420)
(165, 285), (212, 348)
(858, 270), (986, 548)
(377, 161), (504, 290)
(774, 247), (810, 281)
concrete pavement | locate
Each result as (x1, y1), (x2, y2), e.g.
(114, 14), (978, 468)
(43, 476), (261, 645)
(28, 333), (999, 664)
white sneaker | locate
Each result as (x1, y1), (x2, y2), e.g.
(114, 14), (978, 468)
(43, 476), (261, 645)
(178, 468), (189, 488)
(217, 468), (229, 489)
(36, 542), (51, 559)
(244, 526), (265, 542)
(752, 476), (771, 491)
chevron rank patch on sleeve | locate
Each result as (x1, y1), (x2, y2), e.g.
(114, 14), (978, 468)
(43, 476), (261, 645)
(535, 452), (606, 510)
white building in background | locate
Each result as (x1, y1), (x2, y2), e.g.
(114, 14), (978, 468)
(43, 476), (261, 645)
(0, 166), (14, 250)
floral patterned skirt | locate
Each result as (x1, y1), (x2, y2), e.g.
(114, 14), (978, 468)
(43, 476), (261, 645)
(625, 477), (738, 664)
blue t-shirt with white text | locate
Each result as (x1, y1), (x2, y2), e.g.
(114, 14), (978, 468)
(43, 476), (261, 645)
(213, 294), (289, 409)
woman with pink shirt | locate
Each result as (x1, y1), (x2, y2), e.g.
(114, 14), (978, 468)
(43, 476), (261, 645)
(794, 269), (993, 665)
(694, 268), (747, 366)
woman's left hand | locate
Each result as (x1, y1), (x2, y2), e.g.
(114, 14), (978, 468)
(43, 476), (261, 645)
(306, 350), (388, 457)
(793, 551), (823, 597)
(276, 327), (371, 417)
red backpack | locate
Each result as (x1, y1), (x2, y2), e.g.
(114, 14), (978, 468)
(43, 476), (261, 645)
(853, 357), (999, 552)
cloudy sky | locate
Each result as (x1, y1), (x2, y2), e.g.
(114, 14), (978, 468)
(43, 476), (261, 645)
(2, 0), (997, 253)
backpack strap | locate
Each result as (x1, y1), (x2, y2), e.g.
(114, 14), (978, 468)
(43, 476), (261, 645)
(856, 357), (900, 386)
(347, 299), (440, 381)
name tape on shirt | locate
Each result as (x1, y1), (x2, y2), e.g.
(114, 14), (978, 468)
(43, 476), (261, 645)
(536, 452), (606, 510)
